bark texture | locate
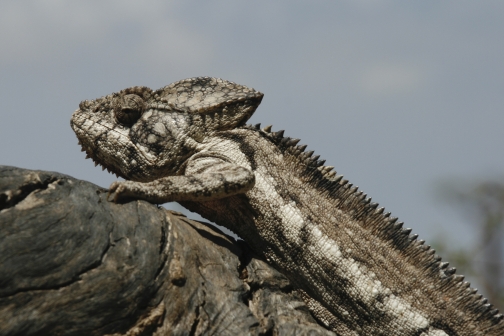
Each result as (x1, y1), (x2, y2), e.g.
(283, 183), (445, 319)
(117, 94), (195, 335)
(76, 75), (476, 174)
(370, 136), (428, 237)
(0, 166), (333, 336)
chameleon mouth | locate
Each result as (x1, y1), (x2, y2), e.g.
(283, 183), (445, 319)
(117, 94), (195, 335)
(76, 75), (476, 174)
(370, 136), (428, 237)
(71, 109), (133, 180)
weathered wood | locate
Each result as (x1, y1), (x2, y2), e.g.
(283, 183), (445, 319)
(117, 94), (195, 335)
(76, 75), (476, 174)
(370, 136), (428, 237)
(0, 166), (333, 335)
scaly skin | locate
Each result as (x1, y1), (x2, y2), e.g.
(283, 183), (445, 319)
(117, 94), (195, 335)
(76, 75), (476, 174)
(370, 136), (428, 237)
(71, 77), (504, 335)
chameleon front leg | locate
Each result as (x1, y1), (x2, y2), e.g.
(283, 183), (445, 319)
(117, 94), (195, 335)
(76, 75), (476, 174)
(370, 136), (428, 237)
(108, 153), (255, 204)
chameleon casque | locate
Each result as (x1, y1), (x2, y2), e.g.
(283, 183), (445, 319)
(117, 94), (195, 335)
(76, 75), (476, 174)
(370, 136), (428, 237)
(71, 77), (503, 335)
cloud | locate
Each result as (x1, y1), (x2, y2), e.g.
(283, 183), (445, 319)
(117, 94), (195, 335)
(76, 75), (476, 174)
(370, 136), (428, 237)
(0, 1), (214, 68)
(359, 63), (425, 97)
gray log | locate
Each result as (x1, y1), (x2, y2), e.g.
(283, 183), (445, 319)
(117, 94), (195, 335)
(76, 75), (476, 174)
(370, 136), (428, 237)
(0, 166), (333, 336)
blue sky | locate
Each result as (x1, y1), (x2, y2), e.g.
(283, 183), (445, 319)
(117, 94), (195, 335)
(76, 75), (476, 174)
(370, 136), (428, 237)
(1, 0), (503, 288)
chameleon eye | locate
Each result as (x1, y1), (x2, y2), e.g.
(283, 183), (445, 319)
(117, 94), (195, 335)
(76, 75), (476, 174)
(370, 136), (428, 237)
(114, 94), (145, 126)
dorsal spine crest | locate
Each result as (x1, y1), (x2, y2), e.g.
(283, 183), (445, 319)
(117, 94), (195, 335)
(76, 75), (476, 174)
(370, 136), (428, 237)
(240, 122), (503, 327)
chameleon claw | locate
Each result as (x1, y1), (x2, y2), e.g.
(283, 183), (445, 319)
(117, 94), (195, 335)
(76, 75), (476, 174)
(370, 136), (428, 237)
(107, 181), (120, 202)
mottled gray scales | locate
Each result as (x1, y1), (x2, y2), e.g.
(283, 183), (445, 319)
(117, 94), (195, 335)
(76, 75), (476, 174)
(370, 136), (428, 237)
(71, 77), (503, 335)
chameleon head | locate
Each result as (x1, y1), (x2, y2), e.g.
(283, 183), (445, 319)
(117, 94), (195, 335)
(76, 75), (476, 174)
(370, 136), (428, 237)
(71, 85), (197, 181)
(71, 77), (264, 181)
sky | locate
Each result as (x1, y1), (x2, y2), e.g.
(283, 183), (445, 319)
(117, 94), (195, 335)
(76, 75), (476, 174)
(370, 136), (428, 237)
(1, 1), (503, 290)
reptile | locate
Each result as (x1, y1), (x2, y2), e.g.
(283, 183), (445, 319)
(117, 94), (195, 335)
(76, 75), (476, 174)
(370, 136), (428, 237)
(70, 77), (503, 335)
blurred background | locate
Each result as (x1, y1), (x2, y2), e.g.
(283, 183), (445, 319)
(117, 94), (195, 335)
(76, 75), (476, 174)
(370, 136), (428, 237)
(1, 1), (502, 308)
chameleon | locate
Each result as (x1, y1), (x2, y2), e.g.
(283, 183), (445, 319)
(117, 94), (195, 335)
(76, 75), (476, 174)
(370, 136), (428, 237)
(71, 77), (503, 335)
